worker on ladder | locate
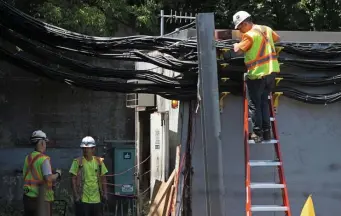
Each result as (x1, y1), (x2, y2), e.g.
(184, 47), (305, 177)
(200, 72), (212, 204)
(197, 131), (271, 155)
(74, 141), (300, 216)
(232, 11), (281, 142)
(69, 136), (108, 216)
(23, 130), (62, 216)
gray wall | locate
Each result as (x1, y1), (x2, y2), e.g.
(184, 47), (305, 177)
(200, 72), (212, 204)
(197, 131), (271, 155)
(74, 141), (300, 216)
(192, 95), (341, 216)
(0, 30), (136, 210)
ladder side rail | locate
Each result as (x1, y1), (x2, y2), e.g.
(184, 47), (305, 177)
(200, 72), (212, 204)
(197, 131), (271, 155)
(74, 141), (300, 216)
(243, 78), (252, 216)
(269, 94), (292, 216)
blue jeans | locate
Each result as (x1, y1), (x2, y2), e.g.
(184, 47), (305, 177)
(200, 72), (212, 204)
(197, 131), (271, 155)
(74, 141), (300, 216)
(247, 73), (276, 135)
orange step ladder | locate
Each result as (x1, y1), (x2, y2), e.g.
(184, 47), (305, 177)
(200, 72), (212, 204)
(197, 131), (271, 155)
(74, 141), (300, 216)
(243, 76), (291, 216)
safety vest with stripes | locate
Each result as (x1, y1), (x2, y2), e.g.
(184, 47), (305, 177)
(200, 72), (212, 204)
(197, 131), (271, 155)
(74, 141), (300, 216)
(23, 151), (54, 201)
(244, 25), (280, 80)
(75, 156), (103, 199)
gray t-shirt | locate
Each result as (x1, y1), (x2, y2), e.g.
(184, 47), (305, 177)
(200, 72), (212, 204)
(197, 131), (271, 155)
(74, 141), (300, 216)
(42, 159), (52, 176)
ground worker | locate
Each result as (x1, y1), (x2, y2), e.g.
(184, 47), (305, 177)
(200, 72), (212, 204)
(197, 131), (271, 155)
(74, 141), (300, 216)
(69, 136), (108, 216)
(23, 130), (62, 216)
(232, 11), (281, 142)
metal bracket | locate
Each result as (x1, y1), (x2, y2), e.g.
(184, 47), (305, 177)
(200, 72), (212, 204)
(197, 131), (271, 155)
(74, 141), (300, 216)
(273, 92), (283, 113)
(275, 46), (284, 55)
(220, 63), (229, 68)
(221, 77), (229, 82)
(275, 77), (283, 86)
(273, 77), (283, 113)
(219, 77), (230, 113)
(218, 48), (230, 60)
(219, 92), (230, 113)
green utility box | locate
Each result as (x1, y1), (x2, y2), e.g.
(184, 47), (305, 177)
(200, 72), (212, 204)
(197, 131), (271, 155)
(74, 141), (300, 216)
(112, 146), (136, 196)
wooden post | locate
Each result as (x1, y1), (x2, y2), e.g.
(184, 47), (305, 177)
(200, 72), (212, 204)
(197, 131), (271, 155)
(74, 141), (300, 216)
(171, 145), (181, 216)
(37, 184), (47, 216)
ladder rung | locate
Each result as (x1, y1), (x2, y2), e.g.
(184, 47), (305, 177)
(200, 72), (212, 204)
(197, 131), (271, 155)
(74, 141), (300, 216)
(248, 117), (274, 121)
(251, 205), (288, 212)
(249, 160), (281, 167)
(250, 182), (285, 189)
(248, 139), (278, 144)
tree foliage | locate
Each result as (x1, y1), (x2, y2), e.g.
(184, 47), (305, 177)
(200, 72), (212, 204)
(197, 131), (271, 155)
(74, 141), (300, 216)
(9, 0), (341, 36)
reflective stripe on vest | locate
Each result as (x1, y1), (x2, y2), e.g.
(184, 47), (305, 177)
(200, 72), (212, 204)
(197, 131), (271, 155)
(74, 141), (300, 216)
(75, 156), (103, 198)
(244, 25), (280, 79)
(23, 152), (54, 201)
(23, 153), (45, 185)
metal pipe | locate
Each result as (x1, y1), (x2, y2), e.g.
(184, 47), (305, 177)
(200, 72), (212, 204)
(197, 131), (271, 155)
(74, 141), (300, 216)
(160, 10), (164, 36)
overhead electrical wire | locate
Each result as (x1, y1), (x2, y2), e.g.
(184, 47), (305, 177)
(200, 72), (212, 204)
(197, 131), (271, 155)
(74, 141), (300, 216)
(0, 0), (199, 58)
(0, 24), (198, 73)
(2, 0), (341, 104)
(0, 48), (197, 100)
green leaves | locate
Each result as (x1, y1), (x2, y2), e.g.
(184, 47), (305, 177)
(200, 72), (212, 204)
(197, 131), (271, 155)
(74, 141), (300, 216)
(12, 0), (341, 35)
(34, 0), (108, 35)
(25, 0), (161, 35)
(130, 0), (161, 33)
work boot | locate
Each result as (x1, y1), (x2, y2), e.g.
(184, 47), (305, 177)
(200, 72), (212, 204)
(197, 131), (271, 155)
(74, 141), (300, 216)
(249, 132), (263, 143)
(263, 129), (271, 141)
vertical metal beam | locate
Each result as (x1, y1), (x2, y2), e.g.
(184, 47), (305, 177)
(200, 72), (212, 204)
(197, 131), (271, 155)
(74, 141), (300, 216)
(160, 10), (165, 36)
(196, 13), (226, 216)
(135, 109), (141, 215)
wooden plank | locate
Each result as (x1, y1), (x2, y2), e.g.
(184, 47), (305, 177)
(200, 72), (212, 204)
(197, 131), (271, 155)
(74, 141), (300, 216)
(148, 170), (176, 216)
(166, 186), (175, 216)
(157, 182), (170, 216)
(171, 145), (181, 216)
(151, 180), (162, 203)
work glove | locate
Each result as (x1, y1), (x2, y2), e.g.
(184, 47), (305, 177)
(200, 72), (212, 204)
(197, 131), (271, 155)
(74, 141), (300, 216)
(55, 169), (62, 180)
(233, 43), (239, 53)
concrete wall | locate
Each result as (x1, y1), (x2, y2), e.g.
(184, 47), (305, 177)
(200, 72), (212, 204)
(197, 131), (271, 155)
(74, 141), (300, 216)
(0, 28), (136, 213)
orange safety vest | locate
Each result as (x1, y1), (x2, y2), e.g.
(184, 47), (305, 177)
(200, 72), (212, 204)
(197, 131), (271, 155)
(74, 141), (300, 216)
(23, 151), (54, 201)
(75, 156), (104, 198)
(244, 25), (280, 80)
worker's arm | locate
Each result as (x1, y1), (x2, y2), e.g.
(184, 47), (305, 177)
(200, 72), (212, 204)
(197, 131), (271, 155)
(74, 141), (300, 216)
(71, 175), (79, 200)
(100, 162), (109, 200)
(42, 159), (60, 182)
(272, 30), (280, 43)
(233, 34), (253, 54)
(69, 159), (80, 201)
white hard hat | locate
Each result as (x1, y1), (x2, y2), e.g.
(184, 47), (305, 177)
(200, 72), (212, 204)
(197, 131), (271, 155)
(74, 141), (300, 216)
(80, 136), (96, 148)
(233, 11), (251, 29)
(30, 130), (48, 142)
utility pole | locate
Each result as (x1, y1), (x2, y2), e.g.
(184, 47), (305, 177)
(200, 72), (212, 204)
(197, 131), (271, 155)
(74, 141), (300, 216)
(196, 13), (226, 216)
(160, 9), (196, 36)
